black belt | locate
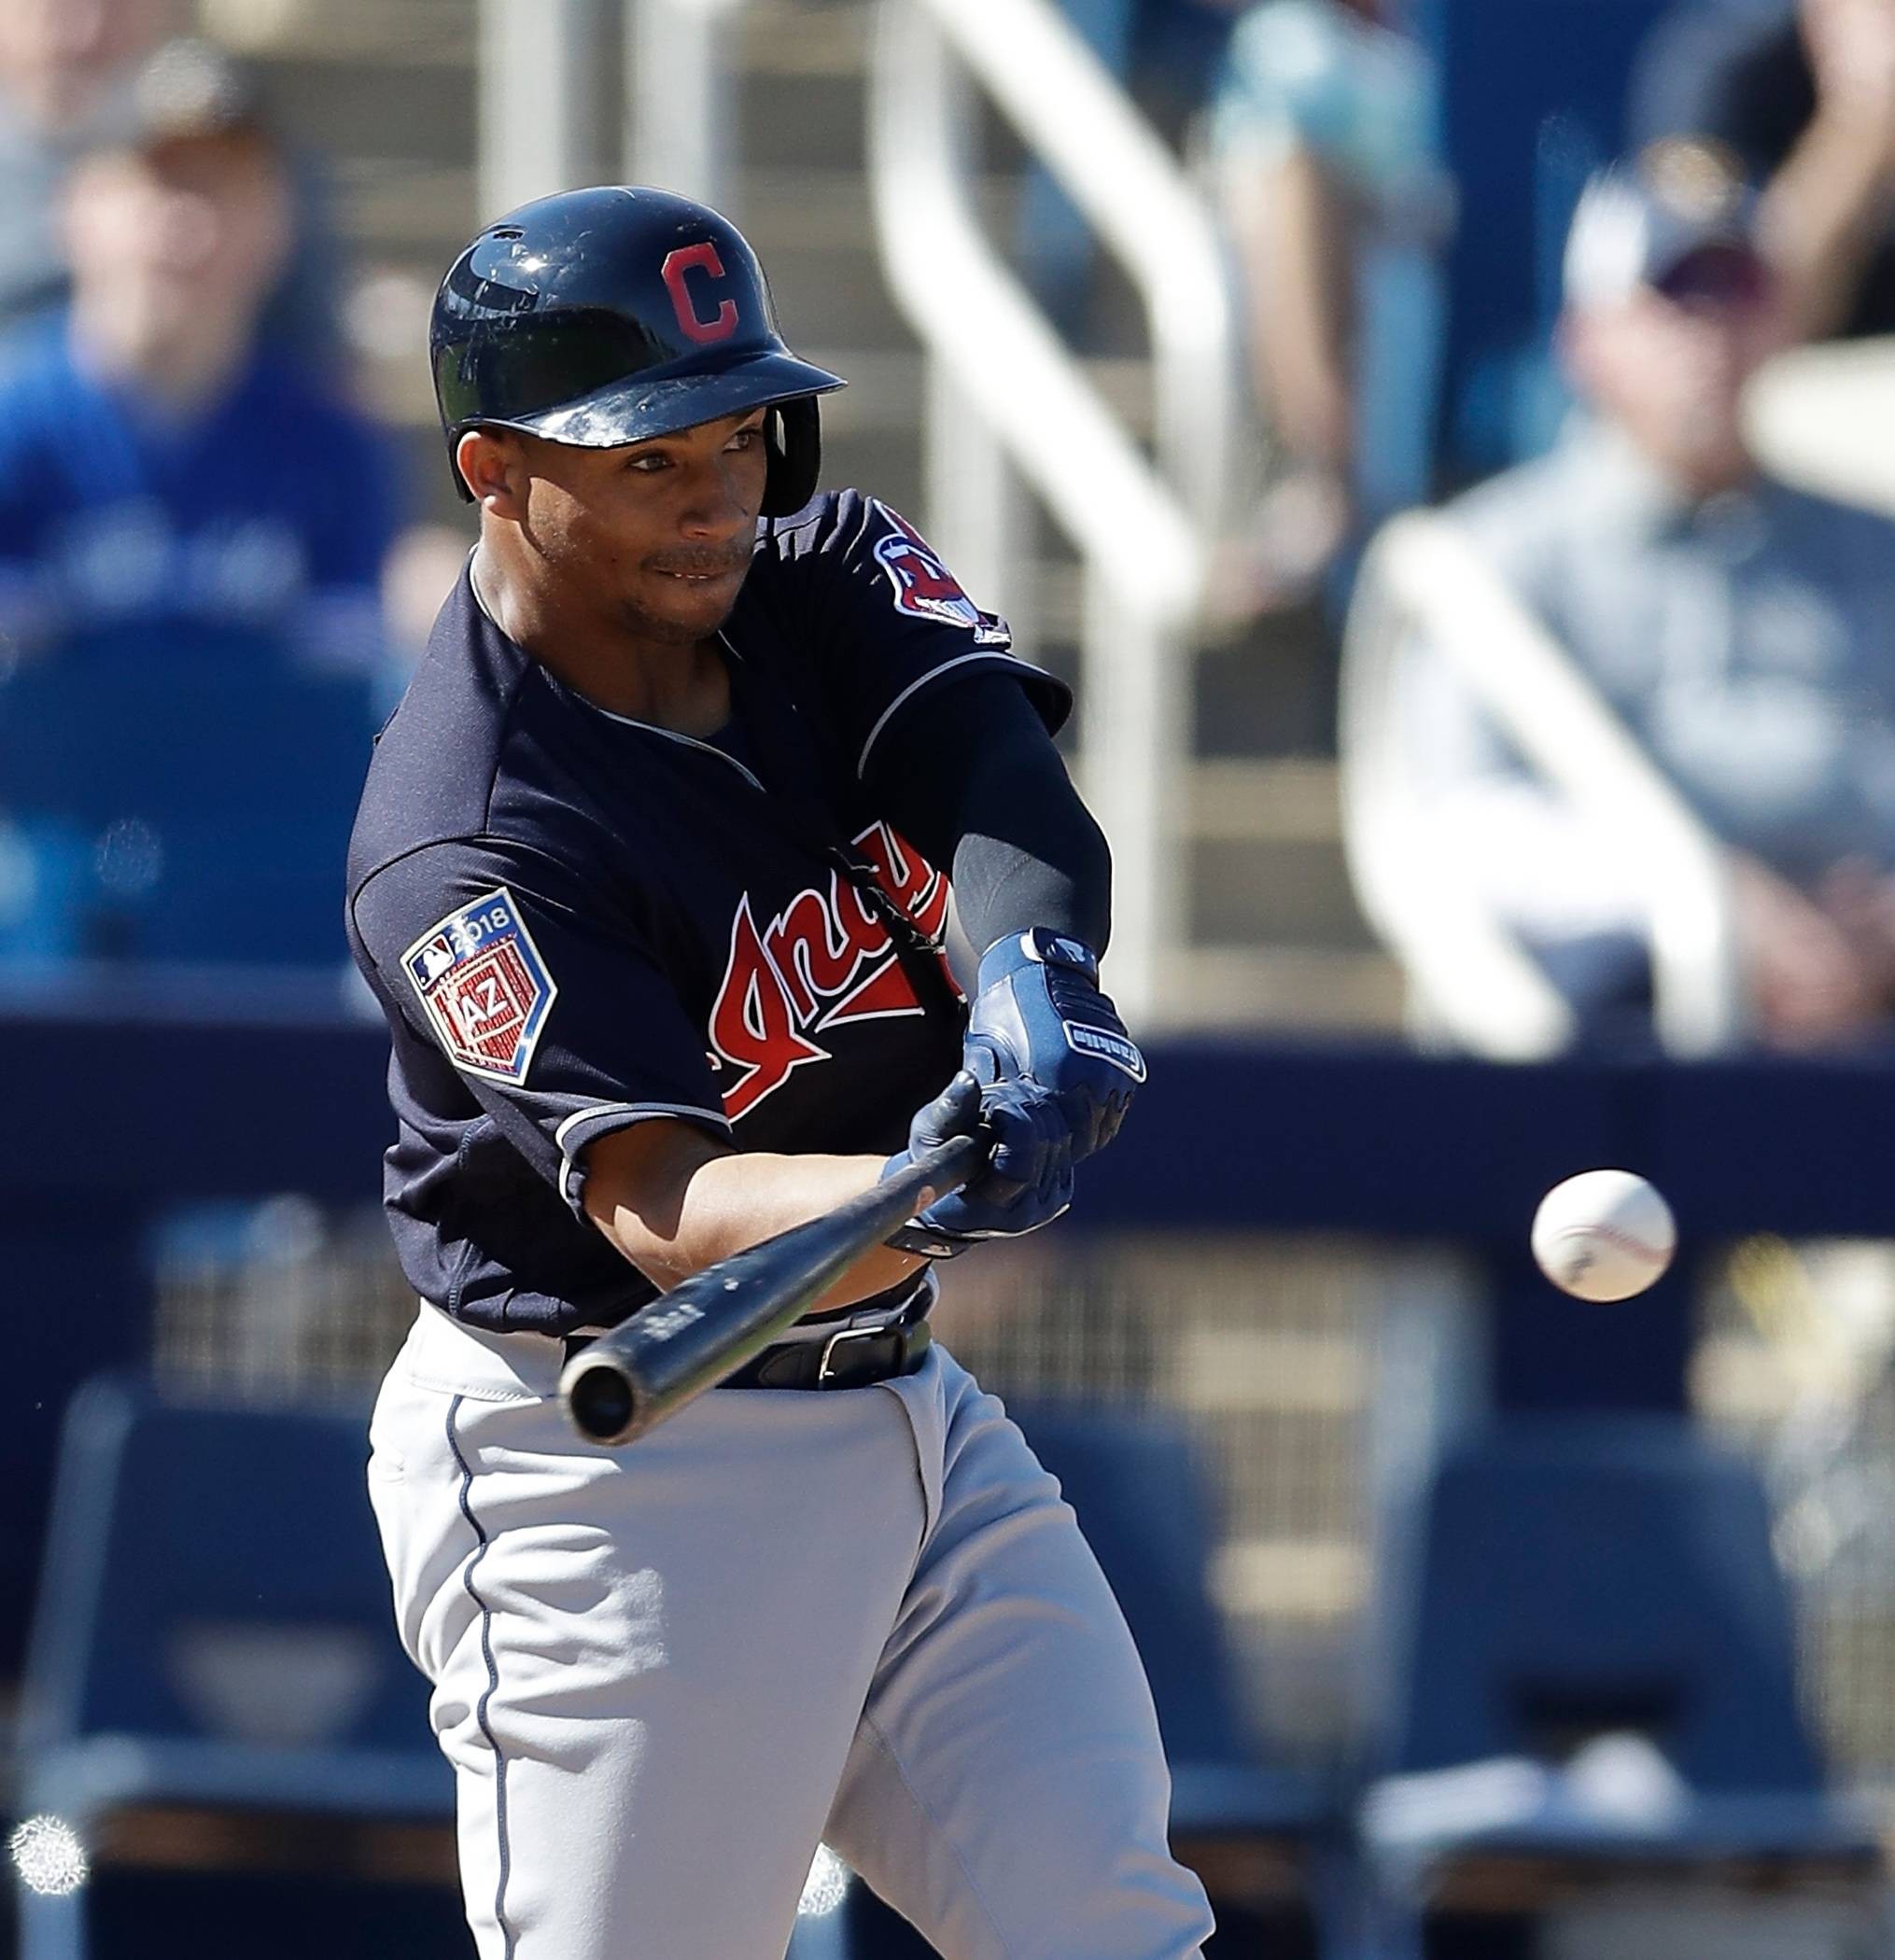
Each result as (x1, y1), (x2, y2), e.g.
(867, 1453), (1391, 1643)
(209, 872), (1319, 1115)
(562, 1287), (933, 1393)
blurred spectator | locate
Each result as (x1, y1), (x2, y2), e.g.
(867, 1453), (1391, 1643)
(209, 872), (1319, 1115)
(1399, 144), (1895, 1052)
(1203, 0), (1448, 611)
(1632, 0), (1895, 345)
(0, 0), (343, 363)
(0, 0), (178, 329)
(0, 40), (403, 970)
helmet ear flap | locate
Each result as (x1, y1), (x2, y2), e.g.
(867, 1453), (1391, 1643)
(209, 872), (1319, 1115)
(761, 398), (821, 517)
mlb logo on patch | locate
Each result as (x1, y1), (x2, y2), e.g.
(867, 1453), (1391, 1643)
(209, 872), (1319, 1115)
(401, 888), (557, 1085)
(873, 506), (995, 635)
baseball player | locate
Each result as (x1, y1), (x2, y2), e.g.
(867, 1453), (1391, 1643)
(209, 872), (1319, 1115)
(347, 186), (1214, 1960)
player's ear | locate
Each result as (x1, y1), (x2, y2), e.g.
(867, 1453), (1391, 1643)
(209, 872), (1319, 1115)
(457, 428), (526, 518)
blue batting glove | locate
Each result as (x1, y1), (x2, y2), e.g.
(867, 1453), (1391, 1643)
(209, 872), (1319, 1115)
(962, 929), (1144, 1164)
(881, 1070), (1074, 1257)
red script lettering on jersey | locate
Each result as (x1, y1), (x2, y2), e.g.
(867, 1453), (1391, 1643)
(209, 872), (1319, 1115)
(709, 822), (954, 1122)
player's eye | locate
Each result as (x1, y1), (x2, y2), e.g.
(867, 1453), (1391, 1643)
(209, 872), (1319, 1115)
(727, 424), (765, 451)
(625, 451), (669, 474)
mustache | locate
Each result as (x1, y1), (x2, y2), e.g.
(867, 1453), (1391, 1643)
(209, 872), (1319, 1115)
(644, 545), (752, 578)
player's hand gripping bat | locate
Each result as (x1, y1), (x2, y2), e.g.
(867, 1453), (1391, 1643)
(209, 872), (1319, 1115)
(559, 1134), (984, 1446)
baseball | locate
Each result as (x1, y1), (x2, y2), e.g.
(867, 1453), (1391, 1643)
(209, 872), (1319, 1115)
(1531, 1169), (1677, 1302)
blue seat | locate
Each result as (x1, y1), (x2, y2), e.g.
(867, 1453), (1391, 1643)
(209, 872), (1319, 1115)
(0, 639), (380, 970)
(1008, 1399), (1333, 1841)
(15, 1379), (453, 1960)
(1357, 1417), (1884, 1953)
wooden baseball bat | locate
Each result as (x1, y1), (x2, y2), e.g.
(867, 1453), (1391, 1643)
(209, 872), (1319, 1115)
(559, 1134), (984, 1446)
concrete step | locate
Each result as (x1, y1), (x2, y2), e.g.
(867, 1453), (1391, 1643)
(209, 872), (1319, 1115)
(1186, 757), (1341, 842)
(1162, 945), (1405, 1033)
(257, 51), (477, 164)
(743, 0), (871, 79)
(1194, 613), (1338, 761)
(1185, 763), (1370, 949)
(221, 0), (874, 80)
(202, 0), (475, 63)
(331, 160), (474, 254)
(1187, 834), (1374, 951)
(757, 238), (912, 355)
(735, 62), (867, 175)
(815, 428), (925, 528)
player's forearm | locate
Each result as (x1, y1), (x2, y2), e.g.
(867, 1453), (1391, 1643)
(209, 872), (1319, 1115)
(595, 1149), (927, 1308)
(948, 782), (1111, 958)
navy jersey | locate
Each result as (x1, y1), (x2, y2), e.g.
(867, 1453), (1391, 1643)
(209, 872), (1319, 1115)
(346, 491), (1068, 1336)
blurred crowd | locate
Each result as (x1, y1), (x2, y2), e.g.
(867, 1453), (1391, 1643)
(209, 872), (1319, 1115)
(0, 0), (426, 973)
(8, 0), (1895, 1060)
(1178, 0), (1895, 1057)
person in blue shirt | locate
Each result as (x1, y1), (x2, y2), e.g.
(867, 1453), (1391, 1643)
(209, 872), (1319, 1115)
(0, 39), (402, 969)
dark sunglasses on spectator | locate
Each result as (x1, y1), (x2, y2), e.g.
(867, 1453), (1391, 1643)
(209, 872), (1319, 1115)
(1655, 245), (1769, 309)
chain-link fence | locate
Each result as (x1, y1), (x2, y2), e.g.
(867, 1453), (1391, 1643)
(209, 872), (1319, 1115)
(155, 1202), (1895, 1787)
(151, 1204), (1480, 1771)
(1694, 1236), (1895, 1791)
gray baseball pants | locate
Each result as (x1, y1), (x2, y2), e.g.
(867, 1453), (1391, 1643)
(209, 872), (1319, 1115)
(367, 1302), (1214, 1959)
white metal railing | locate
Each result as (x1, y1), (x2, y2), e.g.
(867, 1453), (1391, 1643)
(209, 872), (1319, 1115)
(868, 0), (1236, 1025)
(1340, 511), (1742, 1058)
(628, 0), (749, 208)
(476, 0), (615, 219)
(481, 0), (1234, 1021)
(476, 0), (744, 222)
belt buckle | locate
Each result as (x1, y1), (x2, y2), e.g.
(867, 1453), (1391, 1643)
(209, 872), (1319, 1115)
(817, 1323), (892, 1388)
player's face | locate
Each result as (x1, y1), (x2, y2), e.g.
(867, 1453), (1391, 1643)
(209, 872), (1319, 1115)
(511, 410), (771, 649)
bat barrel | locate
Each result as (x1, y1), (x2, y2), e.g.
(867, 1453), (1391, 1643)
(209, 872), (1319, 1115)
(561, 1134), (984, 1446)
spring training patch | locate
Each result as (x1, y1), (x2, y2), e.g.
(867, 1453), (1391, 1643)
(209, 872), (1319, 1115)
(402, 888), (558, 1085)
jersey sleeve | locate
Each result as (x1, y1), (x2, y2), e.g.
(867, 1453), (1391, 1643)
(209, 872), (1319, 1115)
(350, 835), (729, 1219)
(767, 490), (1073, 778)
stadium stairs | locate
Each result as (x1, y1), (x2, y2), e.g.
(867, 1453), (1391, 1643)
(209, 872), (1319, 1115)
(221, 0), (1405, 1039)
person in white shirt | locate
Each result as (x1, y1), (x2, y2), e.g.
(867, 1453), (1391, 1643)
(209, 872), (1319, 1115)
(1400, 143), (1895, 1049)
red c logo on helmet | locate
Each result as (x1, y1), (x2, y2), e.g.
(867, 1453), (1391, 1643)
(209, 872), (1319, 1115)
(661, 243), (739, 344)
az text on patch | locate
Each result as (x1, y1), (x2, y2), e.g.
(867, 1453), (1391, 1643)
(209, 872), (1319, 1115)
(402, 888), (558, 1085)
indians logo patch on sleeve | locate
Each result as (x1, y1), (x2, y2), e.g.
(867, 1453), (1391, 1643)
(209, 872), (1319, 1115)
(401, 888), (557, 1085)
(871, 505), (1012, 647)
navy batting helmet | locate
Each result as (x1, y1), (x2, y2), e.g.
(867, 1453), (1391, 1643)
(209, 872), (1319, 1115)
(430, 185), (845, 515)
